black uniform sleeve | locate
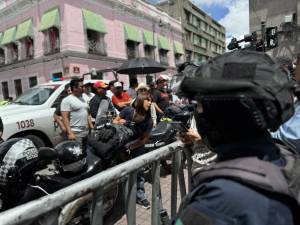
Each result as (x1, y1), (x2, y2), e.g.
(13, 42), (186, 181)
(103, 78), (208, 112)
(0, 117), (3, 133)
(151, 90), (160, 103)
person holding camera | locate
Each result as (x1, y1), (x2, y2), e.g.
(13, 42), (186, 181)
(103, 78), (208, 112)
(175, 51), (299, 225)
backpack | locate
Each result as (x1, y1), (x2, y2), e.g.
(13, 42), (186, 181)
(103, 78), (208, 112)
(88, 124), (133, 161)
(192, 144), (300, 205)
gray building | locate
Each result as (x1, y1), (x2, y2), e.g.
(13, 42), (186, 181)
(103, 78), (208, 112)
(156, 0), (226, 61)
(249, 0), (300, 58)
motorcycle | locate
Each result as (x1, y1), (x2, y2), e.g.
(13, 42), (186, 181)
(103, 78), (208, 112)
(0, 124), (133, 225)
(145, 104), (193, 152)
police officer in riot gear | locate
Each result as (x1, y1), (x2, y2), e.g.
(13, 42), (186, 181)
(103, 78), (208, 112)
(175, 50), (299, 225)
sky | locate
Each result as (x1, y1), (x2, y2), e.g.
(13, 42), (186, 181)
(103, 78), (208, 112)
(147, 0), (250, 46)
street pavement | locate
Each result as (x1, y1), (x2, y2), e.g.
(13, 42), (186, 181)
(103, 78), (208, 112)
(115, 167), (187, 225)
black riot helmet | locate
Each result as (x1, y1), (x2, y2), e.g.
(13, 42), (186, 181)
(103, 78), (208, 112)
(54, 141), (87, 174)
(178, 50), (295, 148)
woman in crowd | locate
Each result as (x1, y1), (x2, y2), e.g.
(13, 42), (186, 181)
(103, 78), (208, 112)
(133, 83), (157, 127)
(113, 95), (153, 209)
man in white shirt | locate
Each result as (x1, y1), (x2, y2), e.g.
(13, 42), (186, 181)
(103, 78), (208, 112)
(61, 77), (93, 143)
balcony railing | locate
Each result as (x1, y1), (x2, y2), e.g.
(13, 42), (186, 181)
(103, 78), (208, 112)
(88, 39), (107, 56)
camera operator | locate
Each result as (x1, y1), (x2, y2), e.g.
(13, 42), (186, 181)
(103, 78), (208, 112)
(175, 51), (299, 225)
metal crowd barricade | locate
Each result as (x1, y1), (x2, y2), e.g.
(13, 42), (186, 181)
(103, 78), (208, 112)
(0, 140), (192, 225)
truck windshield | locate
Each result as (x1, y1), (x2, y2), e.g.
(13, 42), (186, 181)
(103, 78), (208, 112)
(14, 85), (59, 105)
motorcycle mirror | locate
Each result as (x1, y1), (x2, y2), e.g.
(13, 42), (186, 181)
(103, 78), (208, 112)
(38, 147), (58, 160)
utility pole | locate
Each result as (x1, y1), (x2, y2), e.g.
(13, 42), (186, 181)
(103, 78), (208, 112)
(152, 20), (156, 61)
(261, 21), (266, 52)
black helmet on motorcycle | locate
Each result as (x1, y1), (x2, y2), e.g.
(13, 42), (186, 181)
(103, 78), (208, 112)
(55, 141), (87, 174)
(178, 50), (295, 148)
(0, 138), (38, 187)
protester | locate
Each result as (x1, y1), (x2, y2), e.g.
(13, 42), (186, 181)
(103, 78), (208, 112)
(112, 81), (132, 111)
(89, 81), (116, 126)
(134, 83), (157, 127)
(53, 84), (72, 139)
(82, 82), (95, 104)
(113, 95), (153, 209)
(106, 80), (115, 99)
(61, 77), (93, 143)
(175, 51), (298, 225)
(151, 75), (170, 121)
(128, 77), (138, 98)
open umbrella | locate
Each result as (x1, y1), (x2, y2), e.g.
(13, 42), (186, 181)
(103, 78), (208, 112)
(117, 57), (166, 74)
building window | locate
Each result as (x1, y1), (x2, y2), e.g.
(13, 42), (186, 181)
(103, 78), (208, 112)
(43, 27), (60, 55)
(144, 45), (155, 59)
(14, 79), (23, 97)
(185, 30), (191, 42)
(201, 38), (207, 48)
(175, 53), (182, 65)
(186, 50), (192, 61)
(126, 40), (139, 59)
(1, 81), (9, 100)
(193, 34), (200, 46)
(192, 16), (199, 27)
(159, 49), (168, 65)
(184, 10), (191, 24)
(201, 21), (207, 31)
(20, 37), (34, 60)
(0, 48), (4, 65)
(6, 43), (18, 64)
(29, 76), (38, 88)
(211, 42), (217, 52)
(87, 29), (107, 55)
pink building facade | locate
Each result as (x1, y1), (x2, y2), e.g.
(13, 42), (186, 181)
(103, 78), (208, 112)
(0, 0), (184, 99)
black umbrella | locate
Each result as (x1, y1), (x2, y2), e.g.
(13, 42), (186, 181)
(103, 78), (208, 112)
(117, 57), (167, 74)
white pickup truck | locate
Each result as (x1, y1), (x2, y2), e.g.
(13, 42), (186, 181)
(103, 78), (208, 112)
(0, 79), (108, 147)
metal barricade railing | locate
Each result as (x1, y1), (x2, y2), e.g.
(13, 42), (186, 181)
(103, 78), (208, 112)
(0, 141), (191, 225)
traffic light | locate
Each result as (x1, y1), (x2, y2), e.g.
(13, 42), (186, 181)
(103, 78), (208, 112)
(266, 27), (278, 49)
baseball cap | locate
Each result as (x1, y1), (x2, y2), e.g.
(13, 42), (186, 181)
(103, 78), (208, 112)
(114, 81), (123, 88)
(93, 81), (108, 89)
(136, 83), (149, 91)
(157, 74), (169, 81)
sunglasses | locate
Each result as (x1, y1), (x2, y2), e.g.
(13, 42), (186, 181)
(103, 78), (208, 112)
(139, 88), (148, 92)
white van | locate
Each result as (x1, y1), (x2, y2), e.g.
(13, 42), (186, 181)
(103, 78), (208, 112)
(0, 79), (109, 147)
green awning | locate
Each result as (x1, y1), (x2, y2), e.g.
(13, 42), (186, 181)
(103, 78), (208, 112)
(124, 23), (141, 42)
(82, 9), (107, 33)
(158, 36), (170, 50)
(143, 30), (156, 46)
(39, 8), (60, 31)
(1, 27), (16, 45)
(174, 41), (184, 54)
(15, 19), (33, 40)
